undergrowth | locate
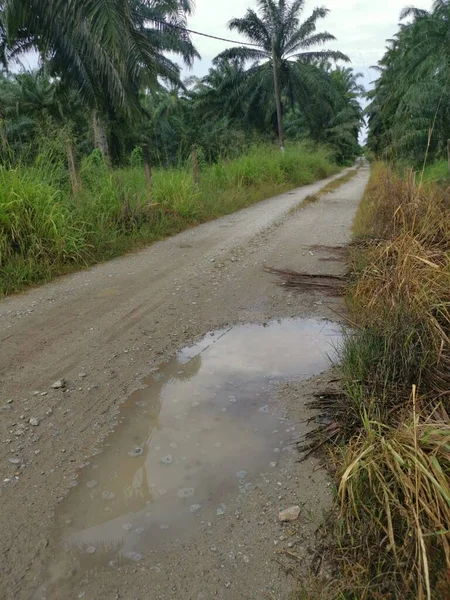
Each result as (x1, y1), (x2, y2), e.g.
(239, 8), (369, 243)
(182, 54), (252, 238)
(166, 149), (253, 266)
(0, 142), (339, 295)
(310, 163), (450, 599)
(293, 167), (358, 211)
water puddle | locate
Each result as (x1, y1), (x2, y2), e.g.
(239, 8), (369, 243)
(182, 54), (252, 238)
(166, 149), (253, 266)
(48, 318), (341, 578)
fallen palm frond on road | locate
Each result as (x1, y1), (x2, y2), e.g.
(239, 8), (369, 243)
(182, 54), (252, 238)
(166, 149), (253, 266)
(264, 266), (346, 295)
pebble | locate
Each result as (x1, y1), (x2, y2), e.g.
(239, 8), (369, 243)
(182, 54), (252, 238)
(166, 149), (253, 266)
(124, 551), (143, 562)
(279, 505), (301, 522)
(122, 523), (133, 531)
(177, 487), (195, 498)
(8, 458), (21, 465)
(189, 504), (202, 513)
(86, 480), (98, 488)
(29, 418), (40, 427)
(128, 447), (144, 457)
(86, 546), (96, 554)
(216, 503), (226, 516)
(161, 455), (173, 465)
(51, 379), (66, 390)
(259, 405), (269, 413)
(210, 545), (217, 552)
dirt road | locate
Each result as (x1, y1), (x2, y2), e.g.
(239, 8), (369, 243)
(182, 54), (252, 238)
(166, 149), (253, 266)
(0, 166), (370, 599)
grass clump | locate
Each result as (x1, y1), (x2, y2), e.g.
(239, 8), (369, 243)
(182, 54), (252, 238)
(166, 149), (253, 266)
(312, 164), (450, 599)
(0, 142), (339, 295)
(298, 168), (359, 210)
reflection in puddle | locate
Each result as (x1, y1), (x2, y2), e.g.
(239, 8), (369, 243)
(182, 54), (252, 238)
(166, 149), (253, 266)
(48, 318), (341, 582)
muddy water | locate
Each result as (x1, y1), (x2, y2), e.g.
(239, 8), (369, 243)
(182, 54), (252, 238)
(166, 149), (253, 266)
(45, 318), (341, 585)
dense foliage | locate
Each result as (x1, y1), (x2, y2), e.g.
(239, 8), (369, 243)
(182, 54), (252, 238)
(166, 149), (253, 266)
(0, 0), (363, 168)
(367, 0), (450, 165)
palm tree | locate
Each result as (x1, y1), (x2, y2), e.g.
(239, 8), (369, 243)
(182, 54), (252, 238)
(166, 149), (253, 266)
(216, 0), (348, 147)
(367, 0), (450, 164)
(0, 0), (198, 162)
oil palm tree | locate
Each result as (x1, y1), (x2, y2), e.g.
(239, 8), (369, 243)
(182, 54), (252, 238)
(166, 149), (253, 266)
(0, 0), (198, 161)
(367, 0), (450, 163)
(216, 0), (348, 147)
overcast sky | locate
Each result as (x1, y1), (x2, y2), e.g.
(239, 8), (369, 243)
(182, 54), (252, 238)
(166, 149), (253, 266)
(185, 0), (433, 91)
(19, 0), (433, 96)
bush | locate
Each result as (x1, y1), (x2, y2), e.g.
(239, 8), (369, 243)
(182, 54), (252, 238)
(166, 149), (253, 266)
(321, 164), (450, 599)
(0, 142), (339, 295)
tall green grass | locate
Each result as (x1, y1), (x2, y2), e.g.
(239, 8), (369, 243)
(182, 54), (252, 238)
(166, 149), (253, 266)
(0, 143), (339, 295)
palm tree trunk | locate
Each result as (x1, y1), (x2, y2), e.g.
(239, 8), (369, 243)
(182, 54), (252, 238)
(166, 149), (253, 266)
(272, 41), (284, 150)
(66, 137), (80, 194)
(0, 119), (7, 153)
(92, 110), (111, 167)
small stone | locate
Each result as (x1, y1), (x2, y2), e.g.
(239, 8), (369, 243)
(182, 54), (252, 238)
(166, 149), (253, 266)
(236, 471), (247, 480)
(79, 373), (87, 378)
(86, 480), (98, 489)
(7, 399), (13, 404)
(128, 447), (144, 457)
(216, 503), (226, 516)
(210, 545), (217, 552)
(161, 455), (173, 465)
(177, 487), (195, 498)
(86, 546), (96, 554)
(270, 461), (277, 468)
(279, 505), (301, 522)
(189, 504), (202, 513)
(259, 405), (269, 413)
(29, 418), (39, 427)
(51, 379), (66, 390)
(8, 458), (21, 465)
(124, 551), (143, 562)
(122, 523), (133, 531)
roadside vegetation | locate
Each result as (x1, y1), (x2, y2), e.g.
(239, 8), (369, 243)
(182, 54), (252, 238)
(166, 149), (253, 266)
(0, 142), (339, 295)
(292, 2), (450, 597)
(323, 164), (450, 599)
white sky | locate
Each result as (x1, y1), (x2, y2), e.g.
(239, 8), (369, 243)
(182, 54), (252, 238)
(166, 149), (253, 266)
(185, 0), (433, 91)
(19, 0), (433, 93)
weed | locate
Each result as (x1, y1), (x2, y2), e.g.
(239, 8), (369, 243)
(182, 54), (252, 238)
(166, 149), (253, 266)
(307, 163), (450, 599)
(0, 143), (339, 295)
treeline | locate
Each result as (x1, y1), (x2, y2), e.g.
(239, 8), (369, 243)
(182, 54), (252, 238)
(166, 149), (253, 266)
(0, 0), (363, 170)
(367, 0), (450, 166)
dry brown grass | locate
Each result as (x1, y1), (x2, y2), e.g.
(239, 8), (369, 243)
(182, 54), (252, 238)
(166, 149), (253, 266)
(310, 164), (450, 599)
